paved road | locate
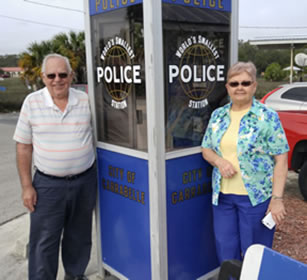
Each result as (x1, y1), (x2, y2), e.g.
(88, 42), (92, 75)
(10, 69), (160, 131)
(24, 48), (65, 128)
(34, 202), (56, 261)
(0, 113), (26, 225)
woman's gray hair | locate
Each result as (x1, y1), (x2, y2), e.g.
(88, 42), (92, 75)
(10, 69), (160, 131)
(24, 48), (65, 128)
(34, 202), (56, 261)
(41, 53), (72, 73)
(227, 61), (257, 82)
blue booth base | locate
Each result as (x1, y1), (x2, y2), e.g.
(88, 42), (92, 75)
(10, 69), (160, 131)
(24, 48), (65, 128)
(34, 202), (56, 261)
(97, 148), (218, 279)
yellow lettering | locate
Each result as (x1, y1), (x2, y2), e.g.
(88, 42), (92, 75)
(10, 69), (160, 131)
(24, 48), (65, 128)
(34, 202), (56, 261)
(194, 0), (200, 5)
(127, 171), (136, 184)
(108, 165), (124, 180)
(122, 0), (127, 5)
(110, 0), (114, 8)
(184, 0), (191, 3)
(191, 187), (196, 198)
(141, 192), (145, 205)
(209, 0), (216, 8)
(102, 0), (107, 9)
(102, 176), (147, 205)
(185, 188), (190, 200)
(179, 191), (184, 202)
(218, 0), (223, 9)
(183, 172), (188, 184)
(124, 186), (128, 197)
(115, 183), (119, 194)
(203, 0), (206, 6)
(136, 191), (140, 203)
(95, 0), (101, 11)
(172, 192), (177, 205)
(183, 168), (202, 184)
(132, 189), (137, 201)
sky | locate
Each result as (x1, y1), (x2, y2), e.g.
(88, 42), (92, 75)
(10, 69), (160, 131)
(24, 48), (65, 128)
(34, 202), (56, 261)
(1, 0), (307, 55)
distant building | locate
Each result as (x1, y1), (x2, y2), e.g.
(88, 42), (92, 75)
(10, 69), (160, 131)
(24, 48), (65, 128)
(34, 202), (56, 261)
(0, 67), (23, 78)
(249, 36), (307, 83)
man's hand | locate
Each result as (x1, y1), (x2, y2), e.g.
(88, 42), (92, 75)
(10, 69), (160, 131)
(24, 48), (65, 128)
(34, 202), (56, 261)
(22, 185), (37, 212)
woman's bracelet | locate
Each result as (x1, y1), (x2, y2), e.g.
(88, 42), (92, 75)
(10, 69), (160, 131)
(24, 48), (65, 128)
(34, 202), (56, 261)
(272, 195), (283, 200)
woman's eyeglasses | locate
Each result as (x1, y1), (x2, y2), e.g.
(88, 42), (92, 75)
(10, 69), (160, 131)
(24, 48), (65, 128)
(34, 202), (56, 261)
(228, 81), (253, 88)
(45, 73), (68, 80)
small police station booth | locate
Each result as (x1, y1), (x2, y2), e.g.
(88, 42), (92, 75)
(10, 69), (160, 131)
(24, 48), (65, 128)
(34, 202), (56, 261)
(84, 0), (238, 279)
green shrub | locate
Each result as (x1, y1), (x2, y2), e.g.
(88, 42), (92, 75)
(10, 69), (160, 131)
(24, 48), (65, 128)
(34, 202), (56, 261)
(264, 63), (286, 82)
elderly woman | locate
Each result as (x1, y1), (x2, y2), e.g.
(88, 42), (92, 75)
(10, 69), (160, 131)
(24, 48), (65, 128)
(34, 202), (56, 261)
(202, 61), (289, 264)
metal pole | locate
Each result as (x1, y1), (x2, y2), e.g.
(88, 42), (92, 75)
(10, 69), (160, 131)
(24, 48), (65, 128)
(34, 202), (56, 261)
(83, 0), (104, 279)
(230, 0), (239, 65)
(290, 44), (294, 83)
(143, 0), (168, 279)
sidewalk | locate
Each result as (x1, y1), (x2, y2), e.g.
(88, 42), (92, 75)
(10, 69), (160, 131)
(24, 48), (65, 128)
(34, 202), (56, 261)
(0, 213), (102, 280)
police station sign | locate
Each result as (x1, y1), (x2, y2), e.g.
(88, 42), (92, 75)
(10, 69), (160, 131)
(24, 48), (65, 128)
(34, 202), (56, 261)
(96, 36), (142, 109)
(169, 35), (225, 109)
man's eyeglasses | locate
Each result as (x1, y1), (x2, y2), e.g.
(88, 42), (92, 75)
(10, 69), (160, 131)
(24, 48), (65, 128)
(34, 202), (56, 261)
(228, 81), (253, 88)
(45, 73), (69, 80)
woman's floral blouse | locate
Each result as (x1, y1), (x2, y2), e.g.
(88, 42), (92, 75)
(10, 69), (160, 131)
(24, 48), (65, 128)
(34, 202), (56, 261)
(202, 98), (289, 206)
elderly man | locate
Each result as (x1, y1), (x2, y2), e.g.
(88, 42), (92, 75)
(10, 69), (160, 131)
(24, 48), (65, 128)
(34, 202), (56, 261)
(14, 53), (97, 280)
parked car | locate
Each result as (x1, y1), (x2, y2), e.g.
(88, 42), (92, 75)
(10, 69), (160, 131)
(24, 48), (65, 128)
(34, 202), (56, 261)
(260, 82), (307, 111)
(276, 111), (307, 200)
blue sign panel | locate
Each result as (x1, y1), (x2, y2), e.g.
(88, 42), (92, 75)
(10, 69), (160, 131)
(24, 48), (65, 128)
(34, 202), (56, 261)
(97, 148), (151, 279)
(259, 247), (307, 280)
(90, 0), (231, 16)
(90, 0), (142, 15)
(166, 153), (218, 279)
(163, 0), (231, 12)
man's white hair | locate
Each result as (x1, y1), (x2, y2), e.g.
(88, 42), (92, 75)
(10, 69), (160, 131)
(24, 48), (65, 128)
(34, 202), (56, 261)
(41, 53), (72, 73)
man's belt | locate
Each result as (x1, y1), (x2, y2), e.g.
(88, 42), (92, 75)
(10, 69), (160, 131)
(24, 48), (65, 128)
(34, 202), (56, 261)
(36, 163), (95, 180)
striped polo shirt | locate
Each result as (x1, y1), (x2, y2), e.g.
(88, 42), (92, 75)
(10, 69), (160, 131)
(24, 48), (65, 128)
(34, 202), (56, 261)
(13, 87), (95, 177)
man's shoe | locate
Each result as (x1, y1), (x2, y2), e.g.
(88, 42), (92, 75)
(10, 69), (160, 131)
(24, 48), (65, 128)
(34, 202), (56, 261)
(64, 275), (88, 280)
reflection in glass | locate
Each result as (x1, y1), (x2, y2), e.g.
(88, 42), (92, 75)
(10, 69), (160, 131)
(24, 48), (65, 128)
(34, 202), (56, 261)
(163, 4), (230, 151)
(91, 6), (147, 151)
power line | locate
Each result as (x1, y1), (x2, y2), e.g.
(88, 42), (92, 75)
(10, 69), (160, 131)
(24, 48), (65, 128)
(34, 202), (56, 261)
(0, 14), (83, 31)
(23, 0), (84, 13)
(240, 26), (307, 29)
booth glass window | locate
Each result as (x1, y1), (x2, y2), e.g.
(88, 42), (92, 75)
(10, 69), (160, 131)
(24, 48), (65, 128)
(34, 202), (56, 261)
(163, 4), (230, 152)
(91, 5), (147, 151)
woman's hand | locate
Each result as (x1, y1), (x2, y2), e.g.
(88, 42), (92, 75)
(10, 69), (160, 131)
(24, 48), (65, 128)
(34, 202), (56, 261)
(202, 148), (236, 178)
(268, 153), (288, 226)
(215, 157), (237, 179)
(267, 198), (286, 226)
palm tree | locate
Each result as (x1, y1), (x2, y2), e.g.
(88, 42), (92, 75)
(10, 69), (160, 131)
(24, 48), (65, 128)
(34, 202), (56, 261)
(18, 31), (86, 90)
(19, 40), (53, 90)
(52, 31), (86, 83)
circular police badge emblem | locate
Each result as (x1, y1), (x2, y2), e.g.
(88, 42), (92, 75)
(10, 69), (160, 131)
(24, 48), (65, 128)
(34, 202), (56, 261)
(97, 37), (141, 109)
(169, 35), (225, 109)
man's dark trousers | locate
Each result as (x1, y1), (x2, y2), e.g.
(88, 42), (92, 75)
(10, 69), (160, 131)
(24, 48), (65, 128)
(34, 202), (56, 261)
(28, 165), (97, 280)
